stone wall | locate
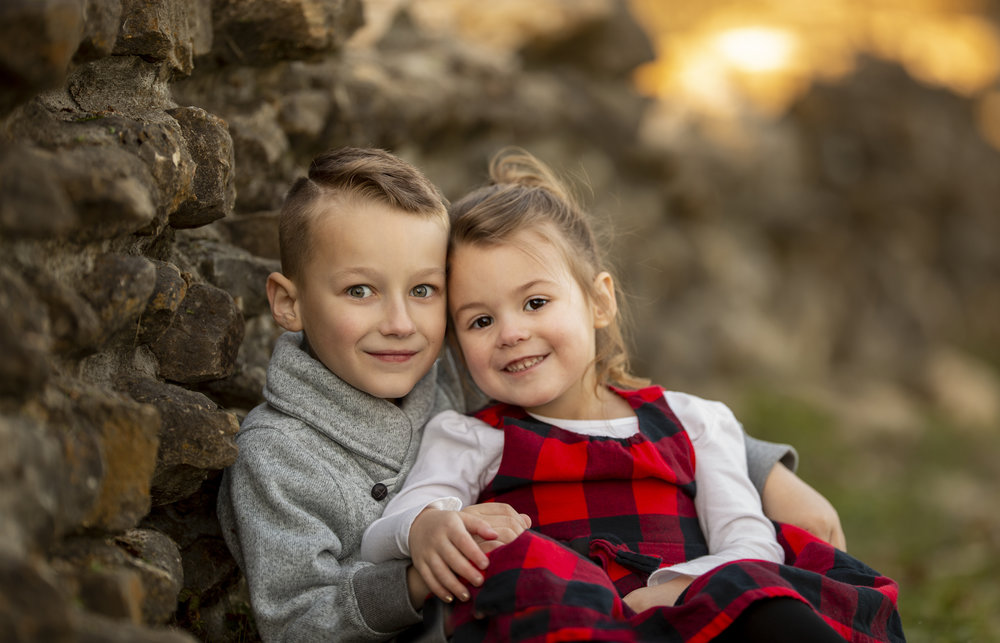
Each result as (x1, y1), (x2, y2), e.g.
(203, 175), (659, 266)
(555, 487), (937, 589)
(2, 0), (999, 641)
(0, 0), (655, 640)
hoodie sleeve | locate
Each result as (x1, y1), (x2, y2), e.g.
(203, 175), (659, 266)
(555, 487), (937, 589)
(217, 427), (422, 642)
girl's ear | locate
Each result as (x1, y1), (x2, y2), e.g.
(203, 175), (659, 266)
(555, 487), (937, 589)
(591, 271), (618, 329)
(267, 272), (304, 332)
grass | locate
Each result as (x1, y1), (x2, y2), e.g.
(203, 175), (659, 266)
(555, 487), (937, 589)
(734, 385), (1000, 642)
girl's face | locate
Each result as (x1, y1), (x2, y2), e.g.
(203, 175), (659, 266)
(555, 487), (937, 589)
(448, 229), (615, 420)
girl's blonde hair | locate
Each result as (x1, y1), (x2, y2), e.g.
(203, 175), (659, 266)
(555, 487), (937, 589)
(449, 148), (648, 390)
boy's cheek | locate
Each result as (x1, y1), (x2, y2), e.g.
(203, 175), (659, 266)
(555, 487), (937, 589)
(425, 301), (449, 345)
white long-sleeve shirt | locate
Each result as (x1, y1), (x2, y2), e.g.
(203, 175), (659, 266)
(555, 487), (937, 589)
(361, 390), (784, 585)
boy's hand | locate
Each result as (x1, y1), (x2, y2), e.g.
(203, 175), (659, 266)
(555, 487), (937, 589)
(762, 463), (847, 550)
(409, 507), (498, 603)
(461, 502), (531, 553)
(405, 564), (430, 610)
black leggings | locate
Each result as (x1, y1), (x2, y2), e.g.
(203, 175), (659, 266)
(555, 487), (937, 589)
(714, 598), (846, 642)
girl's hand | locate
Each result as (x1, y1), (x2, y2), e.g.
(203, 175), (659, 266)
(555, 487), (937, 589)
(460, 502), (531, 553)
(409, 507), (498, 603)
(623, 575), (694, 614)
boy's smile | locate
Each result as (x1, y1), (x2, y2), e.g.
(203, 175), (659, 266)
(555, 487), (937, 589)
(277, 198), (448, 399)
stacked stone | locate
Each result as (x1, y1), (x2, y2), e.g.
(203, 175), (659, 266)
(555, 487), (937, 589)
(0, 0), (660, 639)
(0, 1), (362, 641)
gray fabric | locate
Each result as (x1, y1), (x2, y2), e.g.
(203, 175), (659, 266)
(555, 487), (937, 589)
(744, 434), (798, 494)
(217, 331), (793, 641)
(217, 332), (465, 642)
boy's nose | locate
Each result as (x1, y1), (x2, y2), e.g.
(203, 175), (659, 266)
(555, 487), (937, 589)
(380, 299), (417, 337)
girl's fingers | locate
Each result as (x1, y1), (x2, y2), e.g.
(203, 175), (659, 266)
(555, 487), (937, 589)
(463, 503), (532, 534)
(456, 517), (493, 569)
(426, 554), (474, 601)
(416, 559), (453, 603)
(440, 544), (485, 587)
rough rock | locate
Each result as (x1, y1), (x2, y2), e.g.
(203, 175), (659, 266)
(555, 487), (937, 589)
(138, 261), (191, 346)
(0, 415), (66, 555)
(67, 55), (176, 118)
(124, 377), (239, 504)
(217, 211), (281, 260)
(115, 529), (186, 624)
(0, 553), (74, 643)
(166, 106), (236, 228)
(114, 0), (207, 77)
(205, 0), (364, 67)
(74, 0), (124, 64)
(177, 234), (278, 317)
(150, 283), (245, 384)
(0, 267), (52, 398)
(0, 143), (78, 238)
(82, 254), (158, 349)
(0, 0), (84, 114)
(76, 390), (162, 532)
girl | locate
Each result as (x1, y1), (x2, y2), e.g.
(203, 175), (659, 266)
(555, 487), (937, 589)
(362, 149), (904, 642)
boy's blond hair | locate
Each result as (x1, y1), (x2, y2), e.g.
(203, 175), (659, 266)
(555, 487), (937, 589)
(279, 147), (449, 281)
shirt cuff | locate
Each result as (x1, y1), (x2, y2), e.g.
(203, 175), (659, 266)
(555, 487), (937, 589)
(400, 496), (464, 555)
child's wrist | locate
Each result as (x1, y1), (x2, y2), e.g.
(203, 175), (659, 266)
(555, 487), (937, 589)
(406, 564), (430, 609)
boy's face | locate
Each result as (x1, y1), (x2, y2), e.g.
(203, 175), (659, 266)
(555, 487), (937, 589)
(286, 200), (448, 399)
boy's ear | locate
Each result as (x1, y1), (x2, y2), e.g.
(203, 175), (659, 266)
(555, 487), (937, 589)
(591, 271), (617, 330)
(267, 272), (304, 332)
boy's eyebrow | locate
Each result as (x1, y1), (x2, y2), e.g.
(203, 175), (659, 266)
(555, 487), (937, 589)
(412, 266), (447, 281)
(333, 266), (446, 281)
(451, 279), (553, 317)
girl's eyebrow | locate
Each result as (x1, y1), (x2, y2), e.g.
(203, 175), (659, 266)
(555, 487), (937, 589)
(451, 279), (553, 317)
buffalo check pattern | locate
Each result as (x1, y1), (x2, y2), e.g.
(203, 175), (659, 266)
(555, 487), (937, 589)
(448, 387), (904, 642)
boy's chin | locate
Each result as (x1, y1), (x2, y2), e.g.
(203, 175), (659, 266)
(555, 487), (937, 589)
(351, 375), (423, 401)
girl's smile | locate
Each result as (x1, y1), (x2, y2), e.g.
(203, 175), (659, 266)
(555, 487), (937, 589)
(503, 355), (546, 373)
(448, 229), (621, 420)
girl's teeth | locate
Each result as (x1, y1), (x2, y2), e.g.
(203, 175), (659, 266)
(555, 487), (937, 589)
(506, 356), (542, 372)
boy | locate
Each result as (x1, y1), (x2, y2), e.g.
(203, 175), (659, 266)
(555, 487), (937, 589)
(217, 147), (517, 642)
(217, 147), (843, 642)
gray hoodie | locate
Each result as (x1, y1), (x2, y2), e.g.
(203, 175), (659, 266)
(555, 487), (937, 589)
(217, 332), (466, 642)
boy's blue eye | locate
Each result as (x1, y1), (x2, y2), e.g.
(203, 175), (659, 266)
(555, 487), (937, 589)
(347, 285), (373, 298)
(410, 284), (434, 298)
(525, 298), (548, 311)
(470, 316), (493, 329)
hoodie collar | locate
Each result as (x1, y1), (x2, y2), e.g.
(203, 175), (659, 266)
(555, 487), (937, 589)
(262, 332), (438, 471)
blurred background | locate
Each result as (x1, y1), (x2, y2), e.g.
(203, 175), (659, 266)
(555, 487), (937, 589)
(386, 5), (1000, 637)
(1, 0), (998, 640)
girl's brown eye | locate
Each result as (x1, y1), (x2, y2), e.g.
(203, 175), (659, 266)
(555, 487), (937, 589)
(525, 298), (548, 311)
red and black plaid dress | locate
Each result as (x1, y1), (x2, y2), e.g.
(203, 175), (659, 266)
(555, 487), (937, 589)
(448, 386), (904, 642)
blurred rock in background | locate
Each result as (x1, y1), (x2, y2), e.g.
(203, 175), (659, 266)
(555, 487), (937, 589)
(1, 0), (997, 640)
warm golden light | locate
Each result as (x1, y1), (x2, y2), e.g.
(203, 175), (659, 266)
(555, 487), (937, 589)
(712, 27), (798, 73)
(629, 0), (1000, 138)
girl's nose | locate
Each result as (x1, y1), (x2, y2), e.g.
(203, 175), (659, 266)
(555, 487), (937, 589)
(496, 318), (529, 347)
